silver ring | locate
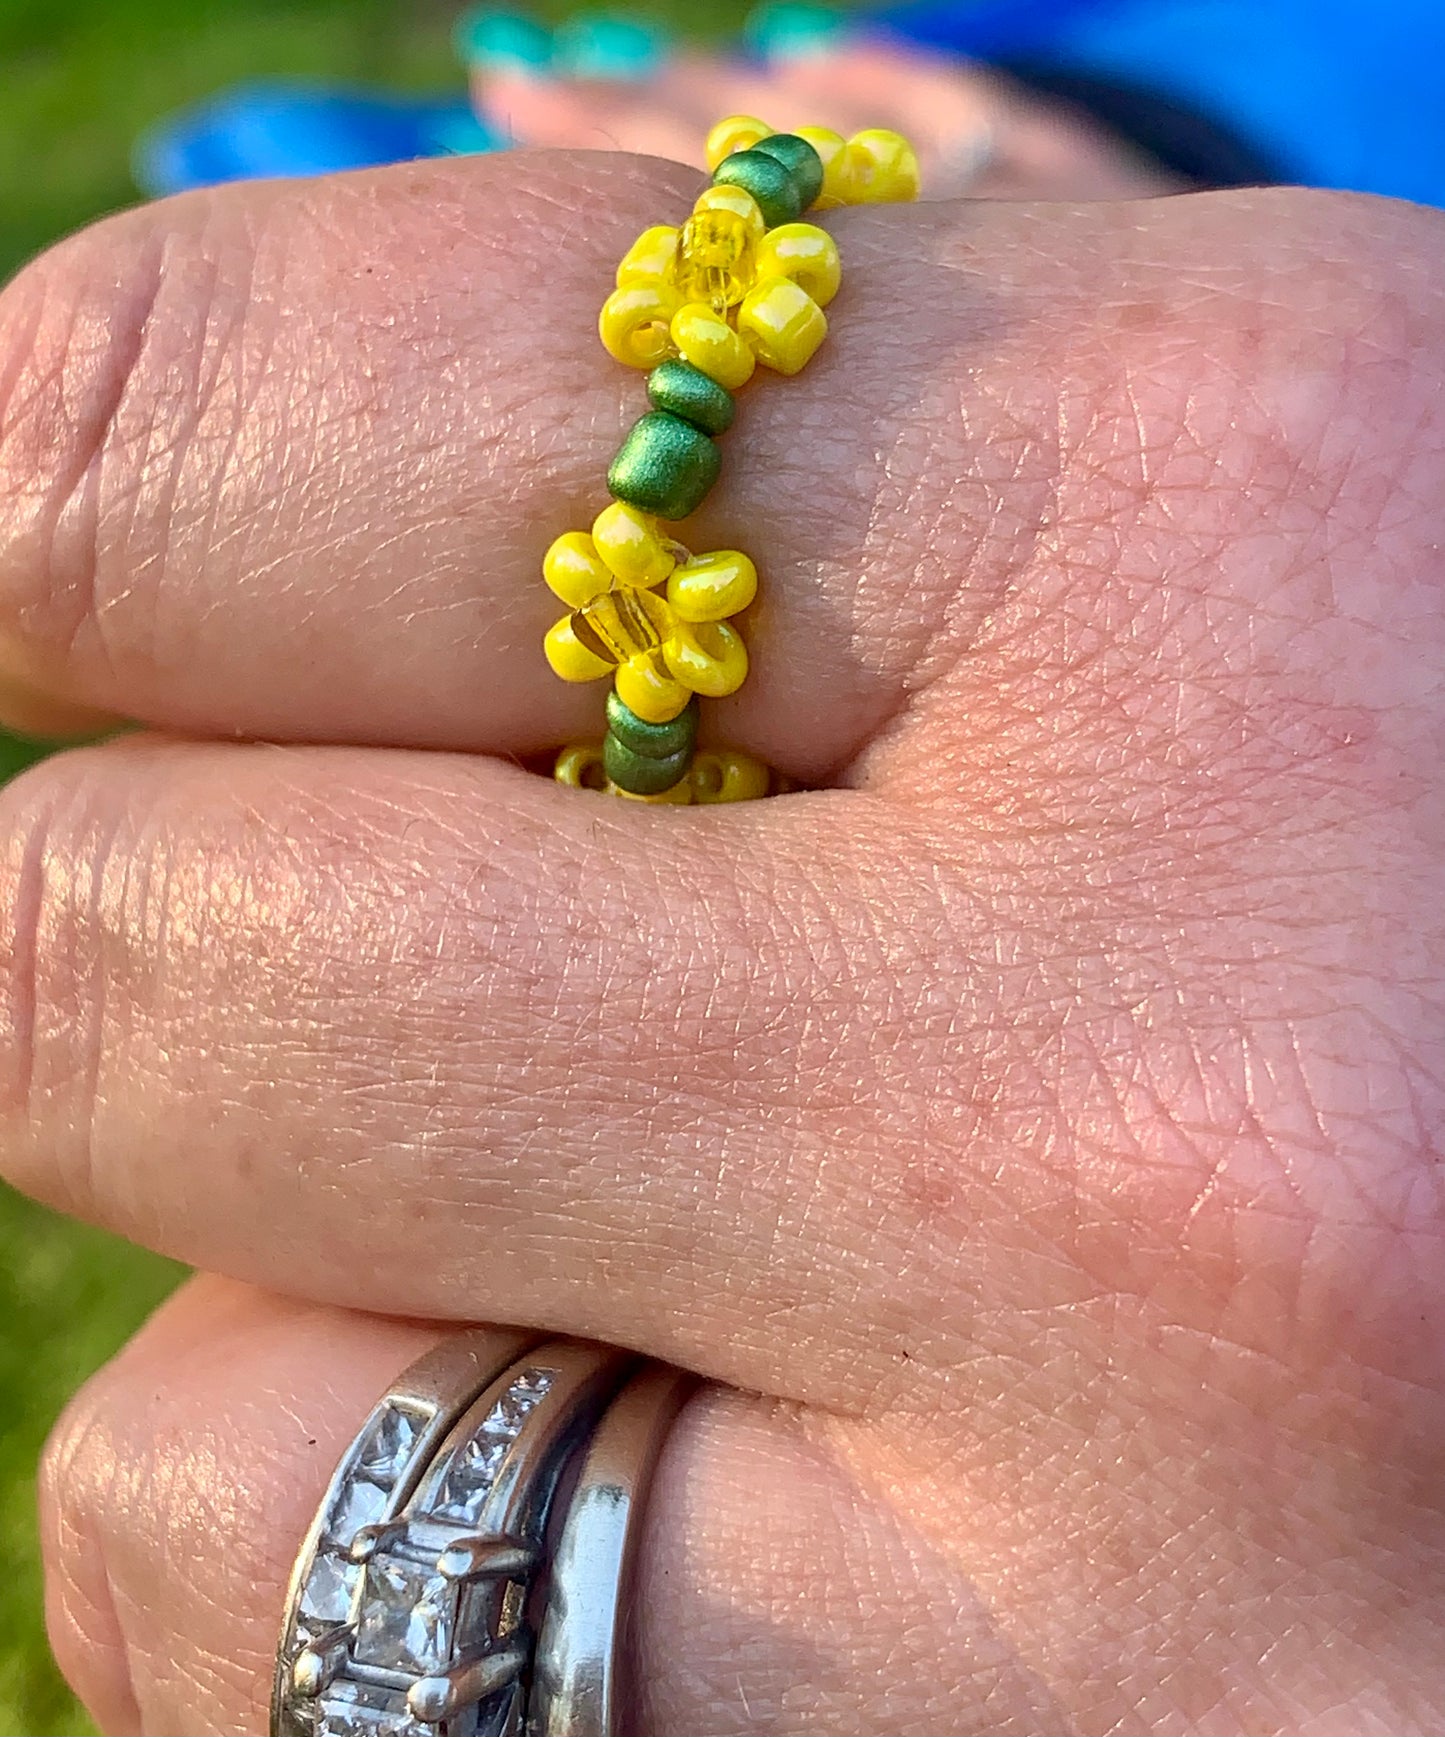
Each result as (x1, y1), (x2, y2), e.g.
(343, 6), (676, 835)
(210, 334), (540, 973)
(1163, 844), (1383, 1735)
(283, 1338), (633, 1737)
(272, 1329), (539, 1737)
(527, 1363), (695, 1737)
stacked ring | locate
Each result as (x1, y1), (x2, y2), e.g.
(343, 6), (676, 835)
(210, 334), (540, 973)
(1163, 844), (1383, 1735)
(546, 113), (921, 805)
(273, 1338), (691, 1737)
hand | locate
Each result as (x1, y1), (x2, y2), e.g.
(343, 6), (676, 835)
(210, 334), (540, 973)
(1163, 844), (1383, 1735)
(472, 39), (1182, 200)
(1, 155), (1443, 1735)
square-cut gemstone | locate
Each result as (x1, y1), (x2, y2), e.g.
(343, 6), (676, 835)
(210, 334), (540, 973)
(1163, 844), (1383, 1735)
(299, 1552), (360, 1627)
(355, 1405), (424, 1487)
(435, 1432), (508, 1524)
(510, 1368), (554, 1404)
(354, 1554), (457, 1676)
(326, 1475), (388, 1543)
(316, 1680), (424, 1737)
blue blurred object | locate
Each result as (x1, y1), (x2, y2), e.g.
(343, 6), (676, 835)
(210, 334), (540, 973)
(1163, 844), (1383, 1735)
(134, 83), (502, 198)
(877, 0), (1445, 208)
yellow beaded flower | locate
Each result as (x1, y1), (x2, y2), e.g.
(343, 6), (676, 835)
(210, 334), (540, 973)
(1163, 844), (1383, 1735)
(542, 503), (757, 723)
(600, 188), (845, 384)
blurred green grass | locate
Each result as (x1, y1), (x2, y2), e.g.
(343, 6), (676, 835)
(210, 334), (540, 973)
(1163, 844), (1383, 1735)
(0, 2), (754, 1730)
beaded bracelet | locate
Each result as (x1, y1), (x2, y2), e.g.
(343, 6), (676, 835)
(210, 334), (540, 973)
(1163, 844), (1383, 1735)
(544, 113), (921, 804)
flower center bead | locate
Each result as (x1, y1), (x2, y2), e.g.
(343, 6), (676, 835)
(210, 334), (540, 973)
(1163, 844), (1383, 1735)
(569, 586), (672, 667)
(671, 209), (753, 315)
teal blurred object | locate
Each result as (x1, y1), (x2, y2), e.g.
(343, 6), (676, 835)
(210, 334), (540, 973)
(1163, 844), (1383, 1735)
(453, 5), (554, 73)
(455, 7), (667, 80)
(553, 11), (667, 79)
(744, 1), (849, 61)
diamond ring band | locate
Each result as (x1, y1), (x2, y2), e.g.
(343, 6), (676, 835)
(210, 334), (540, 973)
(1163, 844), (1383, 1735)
(272, 1336), (690, 1737)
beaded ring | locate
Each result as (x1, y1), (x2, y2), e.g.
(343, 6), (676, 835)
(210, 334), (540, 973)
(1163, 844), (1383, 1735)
(544, 114), (921, 804)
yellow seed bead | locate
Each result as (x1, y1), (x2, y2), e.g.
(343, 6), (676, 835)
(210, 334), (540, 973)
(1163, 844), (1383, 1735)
(690, 750), (771, 803)
(753, 223), (841, 309)
(842, 129), (921, 203)
(607, 777), (694, 804)
(614, 655), (693, 722)
(545, 617), (613, 683)
(616, 225), (680, 288)
(664, 619), (749, 697)
(794, 126), (849, 207)
(542, 531), (612, 607)
(738, 277), (828, 376)
(705, 114), (773, 172)
(692, 184), (766, 246)
(670, 302), (756, 390)
(591, 502), (675, 588)
(554, 743), (608, 790)
(667, 550), (758, 623)
(599, 282), (684, 369)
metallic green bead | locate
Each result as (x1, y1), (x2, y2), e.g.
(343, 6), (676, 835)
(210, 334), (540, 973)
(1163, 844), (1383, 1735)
(606, 689), (699, 759)
(646, 359), (735, 437)
(603, 731), (694, 795)
(608, 411), (721, 521)
(752, 132), (825, 211)
(712, 148), (805, 229)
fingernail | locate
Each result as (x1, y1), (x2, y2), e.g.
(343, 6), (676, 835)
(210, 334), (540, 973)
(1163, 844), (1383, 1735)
(454, 7), (555, 76)
(552, 11), (669, 81)
(743, 1), (850, 63)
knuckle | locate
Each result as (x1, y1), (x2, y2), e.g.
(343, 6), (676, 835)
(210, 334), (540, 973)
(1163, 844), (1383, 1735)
(38, 1376), (142, 1732)
(0, 193), (226, 677)
(0, 751), (113, 1217)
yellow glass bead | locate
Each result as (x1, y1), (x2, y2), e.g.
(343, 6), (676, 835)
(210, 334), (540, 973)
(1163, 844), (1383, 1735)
(599, 282), (684, 369)
(690, 750), (771, 803)
(572, 586), (671, 666)
(554, 743), (608, 790)
(616, 225), (680, 288)
(842, 129), (921, 203)
(793, 126), (849, 207)
(664, 619), (749, 697)
(753, 223), (841, 309)
(614, 653), (692, 723)
(671, 302), (756, 390)
(591, 502), (675, 589)
(542, 531), (612, 607)
(545, 616), (613, 683)
(692, 184), (766, 246)
(738, 277), (828, 375)
(607, 777), (694, 804)
(672, 208), (754, 315)
(705, 114), (774, 171)
(667, 550), (758, 623)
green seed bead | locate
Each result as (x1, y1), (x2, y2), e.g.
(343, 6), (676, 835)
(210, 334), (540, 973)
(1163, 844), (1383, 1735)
(606, 688), (699, 759)
(603, 731), (694, 796)
(712, 148), (805, 229)
(646, 359), (735, 437)
(752, 133), (825, 212)
(608, 411), (721, 521)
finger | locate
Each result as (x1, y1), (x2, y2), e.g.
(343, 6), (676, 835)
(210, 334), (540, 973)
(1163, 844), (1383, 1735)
(476, 53), (779, 163)
(46, 1282), (1445, 1735)
(0, 733), (990, 1405)
(43, 1277), (1008, 1737)
(0, 151), (1039, 778)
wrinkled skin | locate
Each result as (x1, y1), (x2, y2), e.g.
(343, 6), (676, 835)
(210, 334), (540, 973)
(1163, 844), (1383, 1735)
(0, 153), (1443, 1736)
